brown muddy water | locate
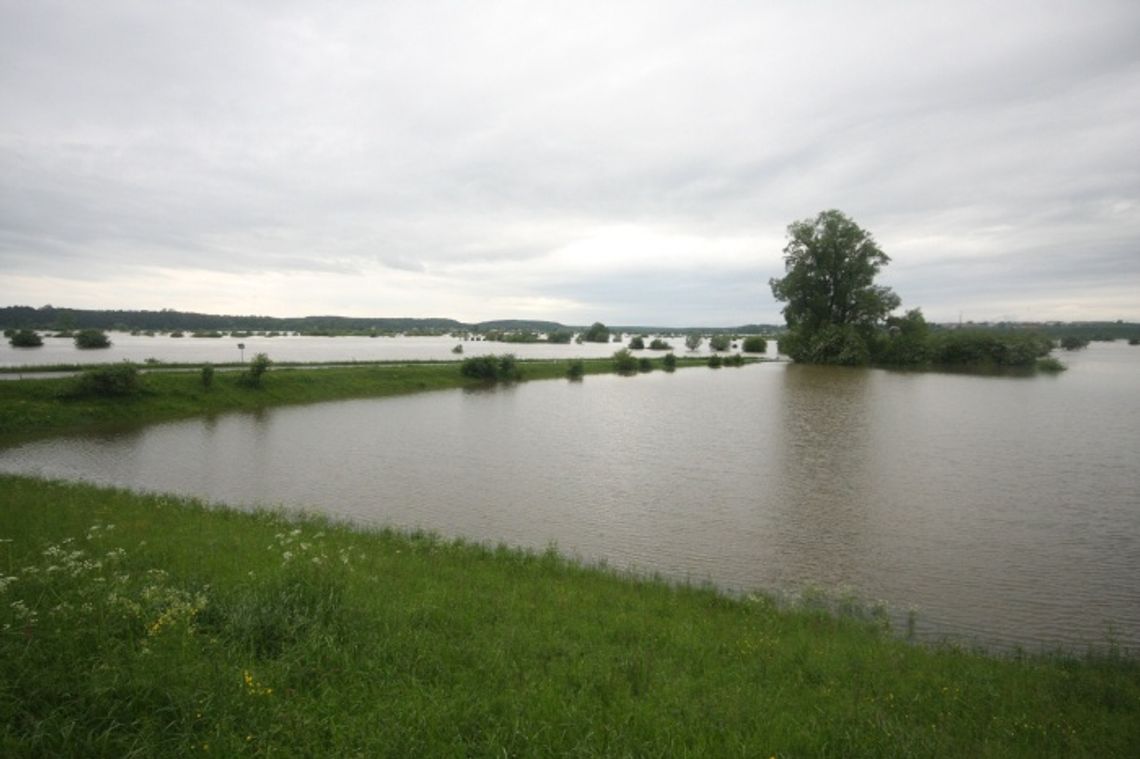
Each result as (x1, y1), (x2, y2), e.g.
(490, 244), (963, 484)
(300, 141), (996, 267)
(2, 343), (1137, 651)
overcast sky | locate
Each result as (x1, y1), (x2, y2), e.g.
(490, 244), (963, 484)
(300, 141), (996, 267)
(2, 1), (1138, 325)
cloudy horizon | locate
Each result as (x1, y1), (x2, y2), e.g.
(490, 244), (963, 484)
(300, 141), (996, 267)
(2, 1), (1138, 326)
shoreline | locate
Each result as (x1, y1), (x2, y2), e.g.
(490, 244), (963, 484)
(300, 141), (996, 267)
(2, 474), (1137, 756)
(0, 355), (764, 442)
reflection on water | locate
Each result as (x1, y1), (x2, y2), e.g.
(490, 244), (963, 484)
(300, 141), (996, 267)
(1, 343), (1138, 651)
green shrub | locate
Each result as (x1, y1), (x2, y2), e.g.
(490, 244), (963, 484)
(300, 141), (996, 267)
(583, 322), (610, 343)
(460, 354), (521, 382)
(684, 334), (703, 351)
(628, 336), (645, 350)
(566, 359), (585, 380)
(637, 357), (653, 372)
(71, 363), (141, 397)
(237, 353), (272, 388)
(1035, 357), (1066, 373)
(1061, 335), (1089, 350)
(724, 353), (745, 367)
(785, 324), (871, 365)
(741, 336), (767, 353)
(461, 355), (499, 380)
(8, 329), (43, 347)
(663, 353), (677, 371)
(709, 334), (731, 351)
(648, 338), (672, 350)
(612, 349), (638, 373)
(200, 364), (215, 389)
(929, 331), (1053, 367)
(497, 354), (520, 380)
(707, 354), (723, 368)
(74, 329), (111, 349)
(451, 343), (463, 354)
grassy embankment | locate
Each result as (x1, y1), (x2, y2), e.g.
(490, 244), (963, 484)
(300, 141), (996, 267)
(2, 475), (1138, 757)
(0, 355), (718, 442)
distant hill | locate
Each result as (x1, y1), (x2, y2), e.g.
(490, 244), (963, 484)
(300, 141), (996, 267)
(0, 306), (463, 334)
(474, 319), (566, 333)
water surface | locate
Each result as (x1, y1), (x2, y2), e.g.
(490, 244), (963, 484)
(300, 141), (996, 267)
(1, 332), (759, 368)
(2, 343), (1137, 651)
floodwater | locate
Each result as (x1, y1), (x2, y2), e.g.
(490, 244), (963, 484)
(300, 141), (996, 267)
(2, 343), (1137, 651)
(0, 332), (754, 368)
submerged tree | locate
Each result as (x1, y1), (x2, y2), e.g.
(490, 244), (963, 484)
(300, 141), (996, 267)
(582, 322), (611, 343)
(8, 329), (43, 347)
(74, 329), (111, 349)
(769, 210), (899, 364)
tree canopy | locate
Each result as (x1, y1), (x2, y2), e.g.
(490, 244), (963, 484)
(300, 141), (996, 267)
(73, 329), (111, 349)
(582, 322), (611, 343)
(769, 210), (900, 364)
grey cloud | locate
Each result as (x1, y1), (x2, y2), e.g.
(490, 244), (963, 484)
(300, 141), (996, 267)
(2, 1), (1139, 323)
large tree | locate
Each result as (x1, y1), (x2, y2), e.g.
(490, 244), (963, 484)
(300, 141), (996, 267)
(769, 210), (900, 364)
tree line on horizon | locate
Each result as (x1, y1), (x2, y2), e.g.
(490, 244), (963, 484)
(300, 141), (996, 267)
(0, 305), (778, 337)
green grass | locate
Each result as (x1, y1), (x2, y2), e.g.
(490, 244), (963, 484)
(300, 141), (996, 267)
(0, 356), (721, 442)
(2, 475), (1138, 757)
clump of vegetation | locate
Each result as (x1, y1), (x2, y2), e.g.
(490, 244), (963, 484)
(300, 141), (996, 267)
(546, 329), (573, 344)
(200, 364), (215, 389)
(1130, 337), (1140, 346)
(74, 328), (111, 349)
(485, 330), (541, 343)
(566, 359), (585, 380)
(767, 211), (1072, 375)
(1035, 357), (1066, 373)
(1061, 335), (1090, 350)
(170, 330), (185, 338)
(709, 334), (731, 351)
(628, 336), (646, 350)
(648, 338), (672, 350)
(741, 335), (767, 353)
(925, 330), (1052, 368)
(451, 343), (463, 354)
(8, 329), (43, 347)
(663, 352), (677, 372)
(236, 353), (272, 388)
(723, 353), (745, 367)
(191, 330), (224, 338)
(874, 309), (932, 365)
(612, 348), (638, 374)
(779, 323), (870, 365)
(637, 357), (653, 372)
(582, 322), (611, 343)
(684, 333), (703, 351)
(708, 354), (723, 368)
(460, 354), (522, 382)
(770, 210), (900, 365)
(69, 363), (141, 397)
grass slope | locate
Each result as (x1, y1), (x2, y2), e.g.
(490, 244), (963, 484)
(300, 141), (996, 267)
(2, 476), (1137, 757)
